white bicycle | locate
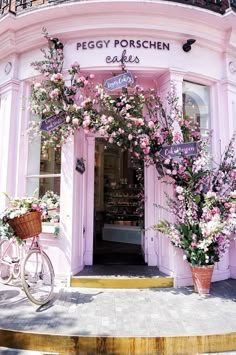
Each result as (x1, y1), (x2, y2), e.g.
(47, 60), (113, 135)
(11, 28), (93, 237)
(0, 235), (54, 305)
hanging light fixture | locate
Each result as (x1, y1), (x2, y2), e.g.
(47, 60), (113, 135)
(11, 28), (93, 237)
(183, 39), (196, 52)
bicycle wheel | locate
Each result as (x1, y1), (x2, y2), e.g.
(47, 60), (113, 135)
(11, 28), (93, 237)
(21, 249), (54, 305)
(0, 238), (13, 284)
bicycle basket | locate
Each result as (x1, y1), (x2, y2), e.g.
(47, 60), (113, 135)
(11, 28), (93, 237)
(8, 211), (42, 240)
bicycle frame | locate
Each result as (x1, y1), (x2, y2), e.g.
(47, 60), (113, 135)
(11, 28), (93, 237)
(0, 233), (54, 305)
(0, 238), (22, 265)
(0, 235), (45, 281)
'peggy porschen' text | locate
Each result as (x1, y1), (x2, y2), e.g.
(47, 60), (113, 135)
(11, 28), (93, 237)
(76, 39), (170, 64)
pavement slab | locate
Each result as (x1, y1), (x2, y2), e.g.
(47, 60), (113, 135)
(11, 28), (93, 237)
(0, 279), (236, 338)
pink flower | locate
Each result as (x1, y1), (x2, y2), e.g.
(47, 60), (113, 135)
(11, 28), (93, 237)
(34, 82), (41, 89)
(101, 115), (107, 124)
(138, 118), (144, 125)
(157, 136), (164, 144)
(72, 118), (79, 125)
(49, 88), (60, 98)
(176, 186), (183, 194)
(173, 131), (181, 142)
(83, 120), (90, 128)
(71, 61), (79, 67)
(231, 191), (236, 198)
(51, 73), (63, 82)
(148, 121), (155, 129)
(144, 147), (150, 154)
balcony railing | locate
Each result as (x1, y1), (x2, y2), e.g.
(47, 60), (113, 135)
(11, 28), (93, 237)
(0, 0), (235, 16)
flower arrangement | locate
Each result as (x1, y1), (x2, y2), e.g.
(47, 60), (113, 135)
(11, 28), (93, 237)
(41, 191), (60, 234)
(0, 194), (42, 241)
(41, 190), (60, 211)
(152, 135), (236, 266)
(2, 194), (42, 221)
(29, 29), (198, 165)
(0, 191), (60, 240)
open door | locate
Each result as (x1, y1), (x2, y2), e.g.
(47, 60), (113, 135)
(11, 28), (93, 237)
(93, 138), (145, 265)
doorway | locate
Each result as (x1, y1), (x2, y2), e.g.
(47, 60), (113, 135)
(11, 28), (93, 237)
(93, 138), (145, 265)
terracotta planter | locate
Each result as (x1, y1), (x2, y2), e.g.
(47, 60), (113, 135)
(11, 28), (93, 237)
(190, 264), (214, 295)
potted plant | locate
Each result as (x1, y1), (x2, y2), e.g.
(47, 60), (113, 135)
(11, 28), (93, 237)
(152, 135), (236, 294)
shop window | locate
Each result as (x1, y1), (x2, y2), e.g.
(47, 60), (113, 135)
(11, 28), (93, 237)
(182, 81), (210, 137)
(26, 129), (61, 198)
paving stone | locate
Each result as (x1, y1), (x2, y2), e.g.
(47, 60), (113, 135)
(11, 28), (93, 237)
(0, 279), (236, 338)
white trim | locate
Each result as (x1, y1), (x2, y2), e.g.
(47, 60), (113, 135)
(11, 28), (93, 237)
(26, 174), (61, 178)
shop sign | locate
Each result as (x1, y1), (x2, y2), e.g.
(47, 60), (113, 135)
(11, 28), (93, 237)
(75, 38), (170, 65)
(104, 72), (134, 91)
(160, 142), (198, 159)
(40, 113), (65, 131)
(76, 158), (85, 174)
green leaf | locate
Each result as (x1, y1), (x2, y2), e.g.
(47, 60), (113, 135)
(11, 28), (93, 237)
(193, 195), (201, 204)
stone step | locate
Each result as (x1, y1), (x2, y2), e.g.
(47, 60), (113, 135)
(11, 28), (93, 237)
(70, 275), (174, 288)
(70, 265), (174, 288)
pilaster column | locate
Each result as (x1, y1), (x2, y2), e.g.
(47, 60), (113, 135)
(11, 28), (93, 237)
(0, 79), (20, 211)
(83, 135), (95, 265)
(144, 165), (158, 266)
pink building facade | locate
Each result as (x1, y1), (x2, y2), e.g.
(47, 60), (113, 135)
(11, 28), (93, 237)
(0, 0), (236, 286)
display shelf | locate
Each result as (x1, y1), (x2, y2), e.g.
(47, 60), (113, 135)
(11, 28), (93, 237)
(104, 185), (141, 226)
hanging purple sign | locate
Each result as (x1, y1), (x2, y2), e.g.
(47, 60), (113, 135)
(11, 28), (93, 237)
(160, 142), (198, 159)
(104, 72), (134, 91)
(76, 158), (85, 174)
(40, 113), (65, 131)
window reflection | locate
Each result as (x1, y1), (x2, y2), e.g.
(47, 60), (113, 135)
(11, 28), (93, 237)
(39, 146), (61, 196)
(183, 81), (210, 136)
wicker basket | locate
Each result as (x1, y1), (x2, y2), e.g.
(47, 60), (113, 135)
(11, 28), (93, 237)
(8, 211), (42, 240)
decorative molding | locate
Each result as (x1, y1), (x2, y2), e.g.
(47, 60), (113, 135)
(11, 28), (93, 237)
(4, 61), (12, 75)
(229, 61), (236, 74)
(0, 79), (20, 94)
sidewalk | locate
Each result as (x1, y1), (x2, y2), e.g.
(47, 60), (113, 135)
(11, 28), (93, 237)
(0, 279), (236, 354)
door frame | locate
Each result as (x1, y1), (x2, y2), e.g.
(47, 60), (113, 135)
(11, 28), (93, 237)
(83, 135), (159, 266)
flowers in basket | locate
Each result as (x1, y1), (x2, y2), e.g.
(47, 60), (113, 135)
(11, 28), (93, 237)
(152, 134), (236, 267)
(0, 194), (42, 241)
(0, 191), (60, 240)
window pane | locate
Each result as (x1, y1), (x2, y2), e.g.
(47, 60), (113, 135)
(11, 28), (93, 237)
(40, 147), (61, 175)
(26, 113), (61, 197)
(182, 81), (210, 136)
(26, 129), (41, 196)
(39, 176), (61, 197)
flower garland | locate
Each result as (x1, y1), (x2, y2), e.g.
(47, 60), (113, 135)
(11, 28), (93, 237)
(29, 29), (200, 166)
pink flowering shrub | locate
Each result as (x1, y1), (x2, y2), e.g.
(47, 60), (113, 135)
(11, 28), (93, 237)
(153, 135), (236, 266)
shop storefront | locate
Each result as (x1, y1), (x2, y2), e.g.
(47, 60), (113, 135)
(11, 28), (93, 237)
(0, 0), (236, 286)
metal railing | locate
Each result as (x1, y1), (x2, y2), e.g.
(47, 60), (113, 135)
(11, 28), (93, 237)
(0, 0), (234, 16)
